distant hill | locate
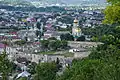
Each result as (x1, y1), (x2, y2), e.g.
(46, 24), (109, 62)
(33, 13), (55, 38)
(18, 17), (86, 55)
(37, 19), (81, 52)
(0, 0), (107, 7)
(0, 0), (34, 7)
(27, 0), (106, 5)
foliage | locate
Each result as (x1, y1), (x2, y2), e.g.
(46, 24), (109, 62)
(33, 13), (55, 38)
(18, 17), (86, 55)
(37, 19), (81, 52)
(40, 40), (49, 50)
(58, 53), (120, 80)
(61, 52), (74, 57)
(1, 41), (9, 45)
(82, 24), (117, 41)
(100, 26), (120, 48)
(18, 77), (27, 80)
(89, 45), (119, 60)
(103, 0), (120, 24)
(28, 62), (37, 75)
(14, 40), (26, 46)
(58, 59), (104, 80)
(76, 36), (85, 41)
(49, 40), (61, 51)
(34, 62), (57, 80)
(40, 40), (68, 51)
(91, 36), (98, 42)
(107, 0), (120, 5)
(0, 52), (13, 80)
(60, 33), (74, 41)
(103, 5), (120, 24)
(60, 40), (68, 49)
(40, 51), (56, 54)
(58, 41), (120, 80)
(58, 26), (120, 80)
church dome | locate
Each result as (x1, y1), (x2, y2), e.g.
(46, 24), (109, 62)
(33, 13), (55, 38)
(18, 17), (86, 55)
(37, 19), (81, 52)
(75, 28), (81, 32)
(74, 19), (79, 23)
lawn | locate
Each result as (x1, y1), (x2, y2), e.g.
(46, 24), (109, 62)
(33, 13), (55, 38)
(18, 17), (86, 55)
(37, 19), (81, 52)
(40, 51), (56, 54)
(39, 51), (74, 57)
(61, 52), (74, 57)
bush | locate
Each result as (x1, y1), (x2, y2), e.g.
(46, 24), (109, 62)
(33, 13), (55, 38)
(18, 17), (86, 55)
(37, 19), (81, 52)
(76, 36), (86, 41)
(14, 40), (26, 46)
(60, 33), (74, 41)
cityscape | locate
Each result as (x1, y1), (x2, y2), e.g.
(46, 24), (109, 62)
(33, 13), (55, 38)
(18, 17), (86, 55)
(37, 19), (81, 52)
(0, 0), (120, 80)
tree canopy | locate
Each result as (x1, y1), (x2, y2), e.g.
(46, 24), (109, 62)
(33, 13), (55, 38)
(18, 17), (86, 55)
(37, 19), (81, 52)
(34, 62), (57, 80)
(0, 52), (13, 80)
(103, 0), (120, 24)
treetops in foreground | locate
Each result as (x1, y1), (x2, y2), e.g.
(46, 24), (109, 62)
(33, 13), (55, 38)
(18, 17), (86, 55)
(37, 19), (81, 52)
(58, 25), (120, 80)
(103, 0), (120, 24)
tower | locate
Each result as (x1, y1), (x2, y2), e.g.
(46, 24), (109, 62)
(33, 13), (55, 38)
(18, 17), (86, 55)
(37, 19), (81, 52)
(72, 18), (82, 40)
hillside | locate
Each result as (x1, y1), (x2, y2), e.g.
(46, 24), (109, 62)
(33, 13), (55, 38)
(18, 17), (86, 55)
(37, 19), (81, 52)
(0, 0), (34, 7)
(28, 0), (106, 5)
(0, 0), (107, 7)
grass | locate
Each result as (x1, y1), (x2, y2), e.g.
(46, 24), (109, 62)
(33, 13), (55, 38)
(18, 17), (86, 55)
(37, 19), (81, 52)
(40, 51), (56, 54)
(39, 51), (74, 57)
(61, 52), (74, 57)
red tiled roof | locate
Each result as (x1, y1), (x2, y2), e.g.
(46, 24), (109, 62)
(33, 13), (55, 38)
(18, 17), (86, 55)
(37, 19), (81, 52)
(9, 32), (17, 35)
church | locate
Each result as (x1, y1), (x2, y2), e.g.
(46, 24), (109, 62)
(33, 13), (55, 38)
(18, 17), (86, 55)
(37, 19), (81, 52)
(72, 18), (82, 41)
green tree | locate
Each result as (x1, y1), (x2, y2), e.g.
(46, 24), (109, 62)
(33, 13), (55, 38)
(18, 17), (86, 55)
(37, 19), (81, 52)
(58, 59), (105, 80)
(0, 52), (13, 80)
(76, 36), (86, 41)
(34, 62), (57, 80)
(40, 40), (49, 51)
(2, 41), (9, 45)
(60, 33), (74, 41)
(103, 0), (120, 24)
(28, 62), (37, 75)
(48, 40), (68, 51)
(14, 40), (26, 46)
(91, 36), (98, 42)
(18, 77), (27, 80)
(58, 45), (120, 80)
(48, 40), (61, 51)
(61, 40), (68, 49)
